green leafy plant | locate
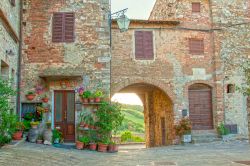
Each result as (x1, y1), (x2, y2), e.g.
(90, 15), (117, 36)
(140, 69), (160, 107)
(52, 129), (63, 144)
(217, 123), (229, 136)
(79, 136), (90, 144)
(120, 131), (145, 143)
(27, 91), (35, 95)
(0, 78), (17, 146)
(95, 102), (124, 143)
(82, 90), (92, 98)
(37, 134), (43, 140)
(94, 90), (103, 98)
(30, 121), (40, 126)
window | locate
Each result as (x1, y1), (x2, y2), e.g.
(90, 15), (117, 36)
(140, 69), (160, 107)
(135, 31), (154, 60)
(192, 2), (201, 13)
(10, 0), (15, 6)
(189, 38), (204, 55)
(52, 12), (75, 43)
(227, 84), (235, 93)
(0, 60), (9, 80)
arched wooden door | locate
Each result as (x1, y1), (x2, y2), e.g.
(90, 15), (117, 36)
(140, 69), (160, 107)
(188, 84), (213, 130)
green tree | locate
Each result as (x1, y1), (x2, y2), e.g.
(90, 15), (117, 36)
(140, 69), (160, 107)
(0, 78), (17, 146)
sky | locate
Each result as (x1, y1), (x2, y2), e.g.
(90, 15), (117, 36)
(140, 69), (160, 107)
(111, 0), (156, 20)
(111, 93), (143, 106)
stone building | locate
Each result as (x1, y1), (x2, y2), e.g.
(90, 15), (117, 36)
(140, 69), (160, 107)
(20, 0), (110, 142)
(112, 0), (250, 147)
(0, 0), (20, 108)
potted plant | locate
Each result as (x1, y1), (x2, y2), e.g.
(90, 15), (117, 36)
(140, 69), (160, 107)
(76, 138), (84, 150)
(89, 130), (98, 151)
(88, 93), (95, 103)
(12, 122), (25, 140)
(97, 136), (109, 152)
(94, 90), (103, 103)
(217, 123), (230, 141)
(52, 129), (63, 144)
(36, 134), (43, 144)
(82, 90), (91, 103)
(175, 117), (192, 143)
(30, 121), (40, 129)
(108, 141), (118, 153)
(25, 91), (36, 101)
(82, 111), (94, 129)
(41, 94), (49, 103)
(81, 136), (90, 149)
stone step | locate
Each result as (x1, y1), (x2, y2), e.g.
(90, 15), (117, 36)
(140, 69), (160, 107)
(191, 130), (221, 143)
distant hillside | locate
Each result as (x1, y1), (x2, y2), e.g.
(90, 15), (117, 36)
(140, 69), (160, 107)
(117, 104), (145, 134)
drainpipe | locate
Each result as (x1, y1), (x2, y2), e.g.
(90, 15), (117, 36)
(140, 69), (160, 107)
(17, 0), (23, 120)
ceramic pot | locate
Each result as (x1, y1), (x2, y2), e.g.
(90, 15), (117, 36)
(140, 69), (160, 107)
(12, 131), (23, 140)
(98, 143), (108, 152)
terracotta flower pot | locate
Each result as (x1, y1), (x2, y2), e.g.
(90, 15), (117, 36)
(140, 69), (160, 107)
(89, 143), (97, 151)
(12, 131), (23, 140)
(42, 97), (49, 103)
(83, 124), (89, 129)
(36, 140), (43, 144)
(108, 144), (118, 153)
(81, 98), (89, 103)
(89, 98), (95, 103)
(76, 141), (84, 150)
(95, 97), (101, 103)
(98, 143), (108, 152)
(26, 94), (36, 101)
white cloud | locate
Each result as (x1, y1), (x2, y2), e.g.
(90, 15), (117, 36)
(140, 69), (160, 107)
(111, 0), (156, 20)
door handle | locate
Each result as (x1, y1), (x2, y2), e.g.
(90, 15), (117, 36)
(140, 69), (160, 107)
(64, 110), (67, 120)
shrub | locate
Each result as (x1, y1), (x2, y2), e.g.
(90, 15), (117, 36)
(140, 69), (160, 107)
(120, 131), (145, 142)
(175, 118), (192, 137)
(0, 78), (17, 146)
(217, 123), (229, 136)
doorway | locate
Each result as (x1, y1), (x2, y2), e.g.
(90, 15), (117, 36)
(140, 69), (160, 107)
(54, 90), (75, 142)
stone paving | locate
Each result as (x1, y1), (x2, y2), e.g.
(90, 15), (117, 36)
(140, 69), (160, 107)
(0, 141), (250, 166)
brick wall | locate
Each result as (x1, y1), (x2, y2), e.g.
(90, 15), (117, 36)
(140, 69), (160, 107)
(21, 0), (111, 102)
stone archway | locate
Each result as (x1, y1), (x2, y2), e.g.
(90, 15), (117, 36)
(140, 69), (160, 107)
(112, 82), (175, 148)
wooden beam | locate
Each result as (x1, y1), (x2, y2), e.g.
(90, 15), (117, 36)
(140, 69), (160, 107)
(0, 9), (19, 43)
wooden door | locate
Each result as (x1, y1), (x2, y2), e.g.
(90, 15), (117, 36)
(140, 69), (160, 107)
(188, 84), (213, 130)
(54, 91), (75, 142)
(161, 117), (166, 145)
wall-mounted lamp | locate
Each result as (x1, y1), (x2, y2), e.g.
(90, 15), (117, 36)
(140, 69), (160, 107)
(6, 49), (15, 56)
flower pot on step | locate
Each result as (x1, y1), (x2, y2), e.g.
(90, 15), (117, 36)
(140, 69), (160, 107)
(76, 141), (84, 150)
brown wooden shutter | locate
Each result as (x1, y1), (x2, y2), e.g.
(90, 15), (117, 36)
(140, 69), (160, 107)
(192, 3), (201, 13)
(64, 13), (75, 42)
(135, 31), (144, 59)
(189, 39), (204, 55)
(52, 13), (64, 42)
(143, 31), (154, 59)
(135, 31), (154, 60)
(52, 12), (75, 43)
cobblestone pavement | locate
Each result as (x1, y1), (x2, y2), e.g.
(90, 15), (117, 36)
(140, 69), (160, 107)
(0, 141), (250, 166)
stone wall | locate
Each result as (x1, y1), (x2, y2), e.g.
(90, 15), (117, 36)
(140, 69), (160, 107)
(211, 0), (250, 137)
(248, 97), (250, 141)
(0, 0), (20, 108)
(21, 0), (111, 101)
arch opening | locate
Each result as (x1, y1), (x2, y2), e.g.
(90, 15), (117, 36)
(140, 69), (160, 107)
(112, 83), (174, 148)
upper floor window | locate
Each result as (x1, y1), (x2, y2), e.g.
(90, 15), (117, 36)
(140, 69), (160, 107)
(135, 31), (154, 60)
(10, 0), (16, 7)
(227, 84), (235, 93)
(189, 38), (204, 55)
(192, 2), (201, 13)
(52, 12), (75, 43)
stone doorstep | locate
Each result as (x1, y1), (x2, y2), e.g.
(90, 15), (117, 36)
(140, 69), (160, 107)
(2, 138), (26, 148)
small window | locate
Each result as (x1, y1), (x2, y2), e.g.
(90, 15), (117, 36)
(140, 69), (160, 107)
(135, 31), (154, 60)
(192, 2), (201, 13)
(189, 38), (204, 55)
(10, 0), (16, 6)
(52, 12), (75, 43)
(227, 84), (235, 93)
